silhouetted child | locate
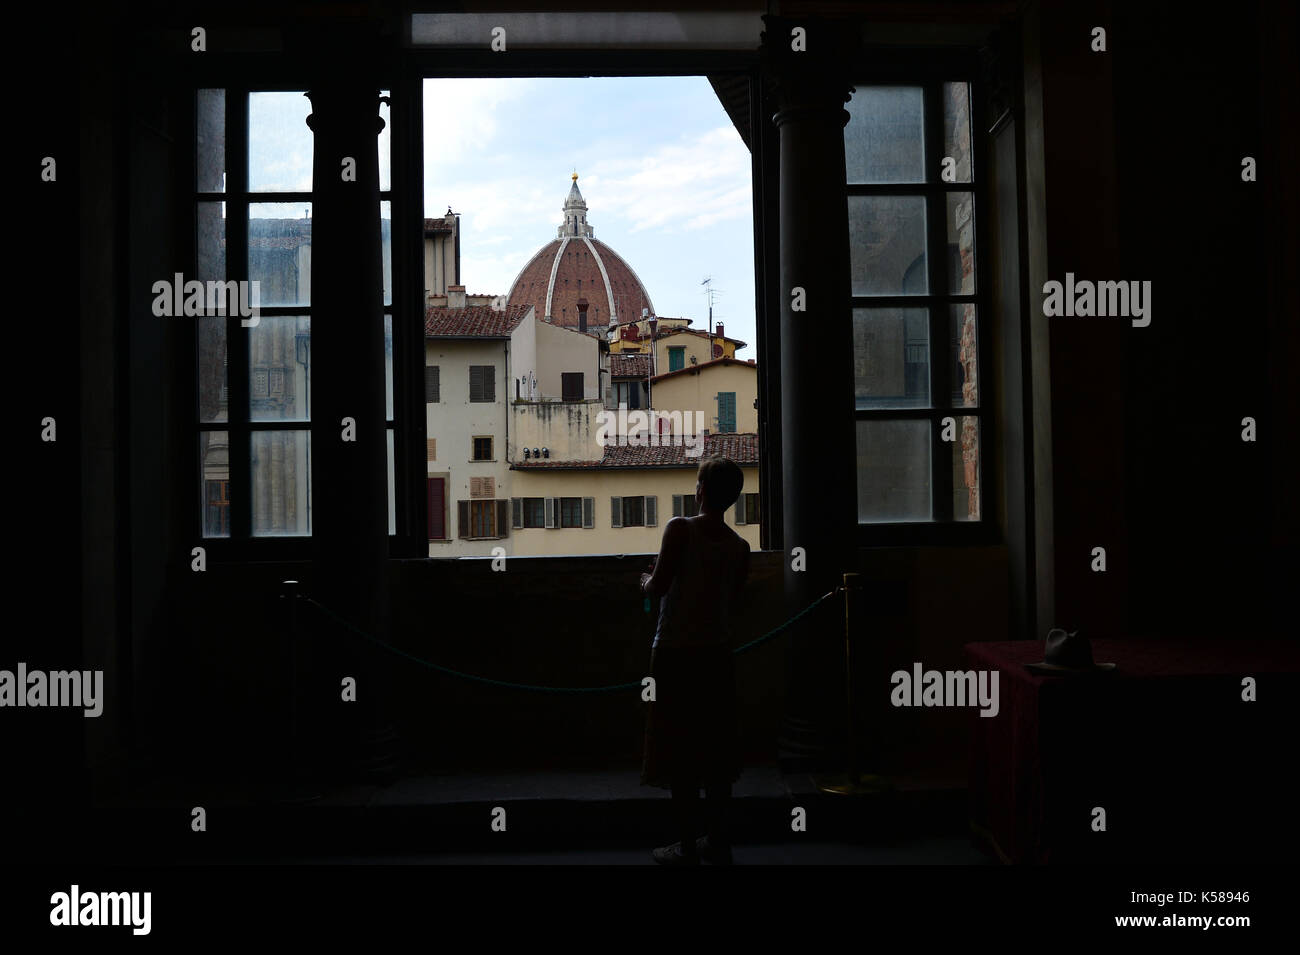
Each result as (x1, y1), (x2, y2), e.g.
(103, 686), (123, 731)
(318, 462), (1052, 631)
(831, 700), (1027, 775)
(639, 454), (751, 865)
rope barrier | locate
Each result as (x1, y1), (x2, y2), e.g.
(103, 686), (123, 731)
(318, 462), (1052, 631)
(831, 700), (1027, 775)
(293, 588), (840, 695)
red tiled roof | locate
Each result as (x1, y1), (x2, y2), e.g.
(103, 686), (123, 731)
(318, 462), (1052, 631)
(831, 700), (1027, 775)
(611, 354), (651, 378)
(513, 432), (758, 469)
(650, 356), (758, 384)
(425, 304), (531, 338)
(657, 326), (748, 349)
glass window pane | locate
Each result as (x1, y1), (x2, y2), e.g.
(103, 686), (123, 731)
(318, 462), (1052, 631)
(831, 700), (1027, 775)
(853, 308), (929, 409)
(379, 91), (391, 192)
(249, 203), (312, 307)
(200, 431), (230, 538)
(849, 196), (928, 296)
(252, 430), (312, 536)
(845, 86), (925, 184)
(947, 192), (976, 294)
(196, 89), (225, 192)
(385, 314), (393, 420)
(857, 420), (930, 522)
(951, 304), (978, 407)
(249, 91), (312, 192)
(250, 316), (310, 421)
(943, 82), (972, 183)
(387, 428), (396, 536)
(197, 201), (225, 282)
(381, 200), (392, 307)
(950, 416), (981, 521)
(198, 317), (227, 423)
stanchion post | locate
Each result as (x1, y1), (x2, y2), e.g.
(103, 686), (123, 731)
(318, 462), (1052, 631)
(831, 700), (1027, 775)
(843, 572), (860, 782)
(284, 580), (300, 766)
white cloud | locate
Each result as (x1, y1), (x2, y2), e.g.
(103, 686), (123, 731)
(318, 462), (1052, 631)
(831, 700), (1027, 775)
(580, 126), (751, 234)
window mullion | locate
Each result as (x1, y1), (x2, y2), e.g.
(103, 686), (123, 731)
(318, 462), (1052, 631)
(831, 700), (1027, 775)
(923, 80), (953, 522)
(227, 87), (252, 540)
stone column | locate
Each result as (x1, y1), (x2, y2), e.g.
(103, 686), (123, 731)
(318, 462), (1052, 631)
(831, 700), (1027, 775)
(304, 55), (396, 780)
(763, 16), (860, 771)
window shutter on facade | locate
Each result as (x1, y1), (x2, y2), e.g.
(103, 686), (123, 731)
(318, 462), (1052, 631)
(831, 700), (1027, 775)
(735, 498), (746, 525)
(512, 497), (522, 529)
(425, 365), (440, 403)
(428, 477), (445, 540)
(470, 477), (494, 498)
(610, 496), (622, 528)
(457, 500), (470, 538)
(646, 496), (657, 527)
(544, 496), (556, 529)
(496, 500), (510, 538)
(484, 366), (495, 402)
(717, 391), (736, 432)
(582, 497), (594, 528)
(672, 494), (682, 517)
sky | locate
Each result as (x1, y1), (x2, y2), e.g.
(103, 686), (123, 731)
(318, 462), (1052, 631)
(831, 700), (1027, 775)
(242, 79), (756, 357)
(422, 76), (757, 357)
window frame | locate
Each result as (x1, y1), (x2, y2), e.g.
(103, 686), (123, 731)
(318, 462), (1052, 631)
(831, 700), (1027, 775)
(187, 73), (408, 559)
(845, 63), (997, 547)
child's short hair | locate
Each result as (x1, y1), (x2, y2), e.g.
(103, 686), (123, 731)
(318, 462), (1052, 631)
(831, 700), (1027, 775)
(696, 455), (744, 511)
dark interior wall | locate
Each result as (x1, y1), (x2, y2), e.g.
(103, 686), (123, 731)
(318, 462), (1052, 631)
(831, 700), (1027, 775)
(1111, 1), (1286, 636)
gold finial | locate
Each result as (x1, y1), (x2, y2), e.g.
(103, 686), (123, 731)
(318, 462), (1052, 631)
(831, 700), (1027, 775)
(572, 170), (578, 181)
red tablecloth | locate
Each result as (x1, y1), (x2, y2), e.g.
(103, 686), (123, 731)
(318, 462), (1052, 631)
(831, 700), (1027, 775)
(965, 638), (1300, 864)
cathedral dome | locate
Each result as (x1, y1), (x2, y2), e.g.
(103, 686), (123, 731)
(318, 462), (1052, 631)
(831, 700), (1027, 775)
(506, 174), (655, 335)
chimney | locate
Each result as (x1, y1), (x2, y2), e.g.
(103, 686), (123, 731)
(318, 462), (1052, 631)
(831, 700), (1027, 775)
(447, 284), (466, 308)
(715, 322), (724, 341)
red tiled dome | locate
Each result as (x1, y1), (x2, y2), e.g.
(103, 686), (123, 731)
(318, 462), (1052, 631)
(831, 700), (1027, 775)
(506, 175), (654, 335)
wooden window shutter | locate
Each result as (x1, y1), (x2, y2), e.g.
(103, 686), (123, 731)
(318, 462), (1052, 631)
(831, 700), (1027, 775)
(512, 498), (522, 529)
(672, 494), (682, 517)
(544, 497), (556, 529)
(484, 366), (495, 402)
(470, 477), (493, 498)
(469, 365), (482, 401)
(496, 500), (510, 538)
(582, 497), (594, 528)
(735, 498), (746, 525)
(426, 438), (437, 461)
(427, 477), (446, 540)
(457, 500), (470, 538)
(610, 496), (622, 528)
(645, 496), (657, 527)
(426, 365), (440, 403)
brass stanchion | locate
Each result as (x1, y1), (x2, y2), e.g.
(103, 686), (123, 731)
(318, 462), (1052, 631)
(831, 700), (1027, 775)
(814, 573), (890, 795)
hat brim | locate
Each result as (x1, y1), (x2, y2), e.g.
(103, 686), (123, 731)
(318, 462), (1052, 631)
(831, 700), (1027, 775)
(1025, 661), (1117, 676)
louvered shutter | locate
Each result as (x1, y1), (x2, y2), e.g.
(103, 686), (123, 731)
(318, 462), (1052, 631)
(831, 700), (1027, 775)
(735, 498), (746, 525)
(512, 498), (522, 529)
(544, 497), (556, 529)
(496, 500), (510, 538)
(672, 494), (682, 517)
(582, 497), (594, 528)
(458, 500), (470, 538)
(645, 496), (657, 527)
(611, 497), (622, 528)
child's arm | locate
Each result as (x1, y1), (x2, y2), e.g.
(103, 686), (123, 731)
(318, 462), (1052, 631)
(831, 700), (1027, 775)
(641, 517), (689, 598)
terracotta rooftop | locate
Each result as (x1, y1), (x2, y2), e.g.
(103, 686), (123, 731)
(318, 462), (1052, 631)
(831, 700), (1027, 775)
(611, 354), (651, 378)
(651, 355), (758, 384)
(513, 432), (758, 469)
(425, 304), (531, 338)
